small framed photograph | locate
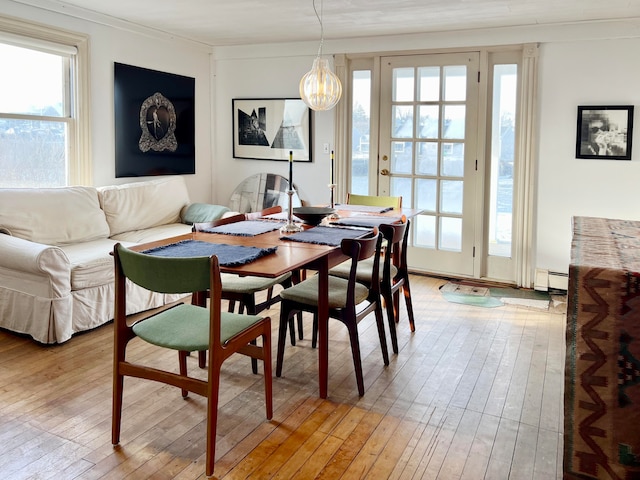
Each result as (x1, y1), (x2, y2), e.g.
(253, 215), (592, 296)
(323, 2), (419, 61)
(576, 105), (634, 160)
(232, 98), (312, 162)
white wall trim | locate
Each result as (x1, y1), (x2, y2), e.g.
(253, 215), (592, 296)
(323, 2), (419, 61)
(516, 43), (539, 287)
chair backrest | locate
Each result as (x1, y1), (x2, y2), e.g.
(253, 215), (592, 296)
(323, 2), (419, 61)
(193, 213), (246, 232)
(246, 205), (282, 220)
(379, 218), (410, 279)
(346, 193), (402, 209)
(114, 243), (214, 295)
(341, 230), (383, 301)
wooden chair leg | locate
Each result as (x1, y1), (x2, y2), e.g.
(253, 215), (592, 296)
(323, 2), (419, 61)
(111, 369), (124, 445)
(393, 288), (401, 324)
(383, 290), (399, 354)
(312, 313), (318, 349)
(242, 295), (260, 374)
(179, 350), (189, 398)
(276, 307), (290, 377)
(198, 350), (207, 368)
(250, 339), (258, 374)
(291, 270), (305, 341)
(345, 322), (365, 396)
(262, 329), (273, 419)
(205, 360), (221, 477)
(402, 279), (416, 332)
(374, 305), (390, 365)
(296, 312), (304, 340)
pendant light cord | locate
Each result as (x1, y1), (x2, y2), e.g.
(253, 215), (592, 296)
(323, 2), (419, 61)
(313, 0), (324, 58)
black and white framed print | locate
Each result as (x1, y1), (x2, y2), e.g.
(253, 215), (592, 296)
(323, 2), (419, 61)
(576, 105), (634, 160)
(232, 98), (311, 162)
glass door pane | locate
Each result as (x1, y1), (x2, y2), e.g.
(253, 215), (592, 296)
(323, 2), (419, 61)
(350, 70), (371, 194)
(488, 64), (517, 257)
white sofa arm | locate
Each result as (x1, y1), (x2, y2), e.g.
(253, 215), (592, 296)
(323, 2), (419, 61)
(0, 234), (71, 296)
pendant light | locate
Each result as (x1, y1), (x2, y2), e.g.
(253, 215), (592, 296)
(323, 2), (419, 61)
(299, 0), (342, 111)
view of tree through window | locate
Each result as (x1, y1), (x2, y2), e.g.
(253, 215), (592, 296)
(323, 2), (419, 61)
(0, 42), (70, 187)
(350, 70), (371, 194)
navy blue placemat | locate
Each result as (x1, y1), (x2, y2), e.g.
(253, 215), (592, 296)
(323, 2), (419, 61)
(142, 240), (277, 266)
(202, 220), (281, 236)
(334, 204), (394, 213)
(281, 226), (371, 246)
(331, 215), (402, 228)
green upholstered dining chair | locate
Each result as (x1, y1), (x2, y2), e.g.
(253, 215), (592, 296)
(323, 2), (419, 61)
(328, 219), (415, 354)
(193, 207), (300, 372)
(291, 194), (403, 348)
(275, 230), (388, 396)
(345, 193), (402, 209)
(193, 211), (293, 315)
(111, 243), (272, 477)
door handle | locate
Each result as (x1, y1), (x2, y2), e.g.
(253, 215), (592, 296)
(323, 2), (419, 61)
(380, 169), (390, 176)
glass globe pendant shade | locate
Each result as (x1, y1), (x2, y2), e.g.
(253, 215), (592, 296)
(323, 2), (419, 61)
(299, 57), (342, 111)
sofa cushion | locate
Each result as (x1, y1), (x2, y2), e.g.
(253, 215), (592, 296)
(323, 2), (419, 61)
(109, 223), (193, 244)
(98, 176), (191, 236)
(181, 203), (230, 225)
(60, 238), (120, 290)
(0, 186), (110, 245)
(61, 238), (143, 290)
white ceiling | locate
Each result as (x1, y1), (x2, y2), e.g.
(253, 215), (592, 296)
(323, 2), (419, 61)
(15, 0), (640, 46)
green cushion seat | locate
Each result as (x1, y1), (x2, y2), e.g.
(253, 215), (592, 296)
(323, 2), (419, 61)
(329, 258), (397, 283)
(132, 303), (263, 351)
(279, 275), (369, 308)
(221, 272), (292, 294)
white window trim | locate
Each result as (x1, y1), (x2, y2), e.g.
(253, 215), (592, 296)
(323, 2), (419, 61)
(0, 14), (91, 185)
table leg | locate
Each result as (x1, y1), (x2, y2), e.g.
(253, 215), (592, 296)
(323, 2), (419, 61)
(318, 256), (329, 399)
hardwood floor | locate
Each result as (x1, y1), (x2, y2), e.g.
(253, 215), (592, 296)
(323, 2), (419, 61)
(0, 275), (566, 479)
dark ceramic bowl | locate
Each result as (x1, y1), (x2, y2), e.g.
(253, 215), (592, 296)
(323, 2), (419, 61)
(293, 206), (335, 226)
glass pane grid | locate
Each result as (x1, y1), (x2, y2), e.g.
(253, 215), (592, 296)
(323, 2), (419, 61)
(0, 43), (66, 117)
(393, 63), (467, 254)
(0, 119), (68, 187)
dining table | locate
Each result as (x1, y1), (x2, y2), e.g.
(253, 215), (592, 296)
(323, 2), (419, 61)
(130, 205), (422, 399)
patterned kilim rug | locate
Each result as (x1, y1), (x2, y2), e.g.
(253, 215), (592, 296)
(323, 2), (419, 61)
(565, 217), (640, 479)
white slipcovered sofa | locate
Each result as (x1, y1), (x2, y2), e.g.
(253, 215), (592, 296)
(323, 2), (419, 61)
(0, 176), (230, 344)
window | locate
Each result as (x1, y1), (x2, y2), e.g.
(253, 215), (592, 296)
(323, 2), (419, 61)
(350, 69), (372, 195)
(487, 62), (518, 257)
(0, 17), (89, 187)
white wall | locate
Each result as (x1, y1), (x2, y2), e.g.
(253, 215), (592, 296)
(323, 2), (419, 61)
(212, 53), (336, 206)
(1, 0), (214, 203)
(215, 20), (640, 279)
(537, 38), (640, 272)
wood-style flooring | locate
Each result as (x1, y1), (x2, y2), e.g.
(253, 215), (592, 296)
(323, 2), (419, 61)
(0, 274), (566, 479)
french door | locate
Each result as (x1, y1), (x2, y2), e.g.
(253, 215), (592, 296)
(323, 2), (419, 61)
(379, 53), (480, 276)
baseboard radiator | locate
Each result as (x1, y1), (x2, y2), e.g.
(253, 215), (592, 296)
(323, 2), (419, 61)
(534, 269), (568, 292)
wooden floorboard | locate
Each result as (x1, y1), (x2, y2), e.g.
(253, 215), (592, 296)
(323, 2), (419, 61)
(0, 274), (566, 479)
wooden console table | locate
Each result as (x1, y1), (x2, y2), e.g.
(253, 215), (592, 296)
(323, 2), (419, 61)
(565, 216), (640, 479)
